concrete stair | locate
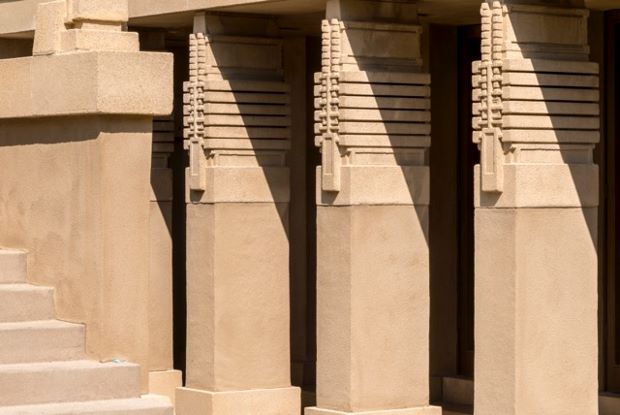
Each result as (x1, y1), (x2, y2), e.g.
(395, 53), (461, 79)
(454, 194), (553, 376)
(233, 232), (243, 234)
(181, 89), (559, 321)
(0, 397), (172, 415)
(440, 377), (473, 415)
(0, 320), (85, 364)
(0, 250), (27, 283)
(0, 249), (173, 415)
(600, 392), (620, 415)
(439, 376), (620, 415)
(0, 284), (55, 322)
(441, 403), (473, 415)
(0, 360), (141, 406)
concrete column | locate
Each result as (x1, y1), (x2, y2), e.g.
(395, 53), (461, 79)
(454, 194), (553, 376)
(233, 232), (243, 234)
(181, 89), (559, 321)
(306, 1), (439, 414)
(0, 0), (172, 392)
(175, 13), (300, 415)
(473, 1), (599, 414)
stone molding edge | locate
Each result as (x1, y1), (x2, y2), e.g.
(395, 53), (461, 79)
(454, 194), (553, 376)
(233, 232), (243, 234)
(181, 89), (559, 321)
(305, 405), (442, 415)
(176, 386), (301, 414)
(185, 167), (291, 204)
(316, 166), (430, 207)
(474, 164), (599, 208)
(0, 51), (173, 120)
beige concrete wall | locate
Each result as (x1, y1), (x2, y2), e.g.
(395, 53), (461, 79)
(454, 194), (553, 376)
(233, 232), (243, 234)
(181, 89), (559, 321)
(148, 199), (173, 370)
(0, 0), (174, 394)
(148, 192), (182, 402)
(0, 115), (154, 388)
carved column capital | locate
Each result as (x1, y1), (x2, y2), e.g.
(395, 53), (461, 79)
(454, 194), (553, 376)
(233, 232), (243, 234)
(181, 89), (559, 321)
(473, 0), (599, 206)
(184, 13), (291, 204)
(315, 0), (430, 205)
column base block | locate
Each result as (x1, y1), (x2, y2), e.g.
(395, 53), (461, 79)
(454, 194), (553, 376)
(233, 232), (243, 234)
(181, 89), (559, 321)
(305, 406), (441, 415)
(149, 369), (182, 404)
(176, 386), (301, 415)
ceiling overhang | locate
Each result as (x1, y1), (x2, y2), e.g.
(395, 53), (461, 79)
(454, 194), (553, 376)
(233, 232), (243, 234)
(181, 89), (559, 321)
(0, 0), (617, 38)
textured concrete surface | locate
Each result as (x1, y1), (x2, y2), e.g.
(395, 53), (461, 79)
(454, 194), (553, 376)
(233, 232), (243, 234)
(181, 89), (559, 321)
(0, 250), (173, 414)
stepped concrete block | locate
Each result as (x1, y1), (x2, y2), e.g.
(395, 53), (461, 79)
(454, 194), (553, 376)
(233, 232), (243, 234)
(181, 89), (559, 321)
(0, 320), (85, 364)
(442, 377), (473, 406)
(440, 404), (472, 415)
(600, 393), (620, 415)
(0, 284), (55, 322)
(0, 250), (27, 284)
(0, 397), (173, 415)
(0, 360), (141, 406)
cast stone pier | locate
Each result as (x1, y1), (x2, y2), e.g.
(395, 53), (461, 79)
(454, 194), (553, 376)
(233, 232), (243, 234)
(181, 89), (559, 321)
(473, 1), (600, 414)
(307, 1), (439, 414)
(176, 11), (301, 415)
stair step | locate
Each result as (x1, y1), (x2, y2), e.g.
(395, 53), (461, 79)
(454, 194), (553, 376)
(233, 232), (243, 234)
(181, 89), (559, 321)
(0, 397), (173, 415)
(600, 392), (620, 415)
(0, 320), (85, 364)
(442, 377), (474, 406)
(441, 403), (473, 415)
(0, 284), (55, 322)
(0, 250), (27, 283)
(0, 360), (141, 406)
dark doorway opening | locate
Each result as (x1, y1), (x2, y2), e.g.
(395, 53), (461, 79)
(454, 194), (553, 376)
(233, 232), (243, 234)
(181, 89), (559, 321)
(135, 28), (191, 378)
(428, 24), (479, 402)
(604, 9), (620, 394)
(456, 25), (481, 379)
(288, 32), (321, 406)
